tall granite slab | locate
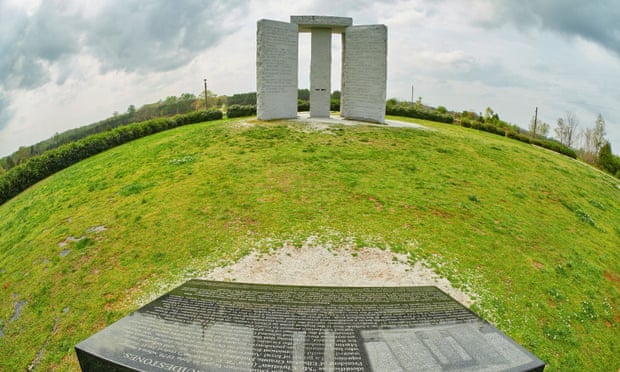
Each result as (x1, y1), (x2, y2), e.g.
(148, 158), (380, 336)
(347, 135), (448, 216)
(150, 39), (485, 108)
(256, 19), (298, 120)
(76, 280), (545, 371)
(310, 28), (332, 118)
(341, 25), (387, 123)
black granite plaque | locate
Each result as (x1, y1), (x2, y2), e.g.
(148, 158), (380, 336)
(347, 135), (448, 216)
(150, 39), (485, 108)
(75, 280), (545, 371)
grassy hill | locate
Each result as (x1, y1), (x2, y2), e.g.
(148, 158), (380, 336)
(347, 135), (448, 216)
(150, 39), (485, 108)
(0, 116), (618, 370)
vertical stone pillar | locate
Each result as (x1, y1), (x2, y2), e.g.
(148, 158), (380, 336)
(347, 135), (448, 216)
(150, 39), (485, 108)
(340, 33), (347, 118)
(341, 25), (387, 123)
(310, 29), (332, 118)
(256, 19), (299, 120)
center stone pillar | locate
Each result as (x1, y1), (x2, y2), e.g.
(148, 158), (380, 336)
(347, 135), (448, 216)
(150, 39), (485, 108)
(310, 29), (332, 118)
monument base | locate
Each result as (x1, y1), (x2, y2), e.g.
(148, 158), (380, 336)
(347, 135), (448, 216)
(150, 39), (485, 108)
(76, 280), (545, 371)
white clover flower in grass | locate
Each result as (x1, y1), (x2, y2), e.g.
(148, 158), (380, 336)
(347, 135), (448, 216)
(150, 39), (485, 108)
(169, 155), (195, 165)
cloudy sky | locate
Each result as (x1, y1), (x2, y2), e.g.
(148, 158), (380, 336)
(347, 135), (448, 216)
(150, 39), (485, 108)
(1, 0), (619, 158)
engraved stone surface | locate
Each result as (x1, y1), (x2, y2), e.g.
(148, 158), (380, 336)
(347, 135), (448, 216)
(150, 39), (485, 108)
(341, 25), (387, 124)
(76, 280), (544, 371)
(310, 28), (332, 118)
(256, 19), (298, 120)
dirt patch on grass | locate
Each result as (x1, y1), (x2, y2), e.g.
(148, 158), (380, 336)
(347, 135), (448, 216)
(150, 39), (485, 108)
(205, 242), (473, 307)
(604, 271), (620, 285)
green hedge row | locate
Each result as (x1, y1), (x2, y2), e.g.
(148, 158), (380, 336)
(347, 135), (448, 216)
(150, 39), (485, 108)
(386, 104), (454, 124)
(0, 109), (222, 206)
(297, 101), (310, 112)
(295, 100), (340, 112)
(226, 104), (257, 118)
(387, 103), (576, 159)
(464, 119), (577, 158)
(532, 138), (577, 158)
(464, 121), (578, 159)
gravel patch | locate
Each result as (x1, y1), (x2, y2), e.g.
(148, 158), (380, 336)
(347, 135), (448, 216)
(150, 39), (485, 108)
(294, 112), (430, 130)
(204, 243), (473, 307)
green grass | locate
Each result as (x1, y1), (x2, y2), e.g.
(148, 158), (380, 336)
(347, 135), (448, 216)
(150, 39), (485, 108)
(1, 116), (619, 370)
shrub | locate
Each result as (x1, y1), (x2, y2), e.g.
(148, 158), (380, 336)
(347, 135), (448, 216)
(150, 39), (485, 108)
(507, 131), (531, 144)
(385, 103), (454, 123)
(297, 101), (310, 112)
(330, 99), (340, 111)
(532, 139), (577, 159)
(226, 104), (256, 118)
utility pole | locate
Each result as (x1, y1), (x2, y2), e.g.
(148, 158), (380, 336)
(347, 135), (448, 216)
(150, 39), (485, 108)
(411, 84), (414, 103)
(203, 78), (208, 110)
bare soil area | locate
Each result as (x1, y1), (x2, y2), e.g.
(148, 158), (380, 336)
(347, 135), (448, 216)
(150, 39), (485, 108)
(204, 242), (473, 307)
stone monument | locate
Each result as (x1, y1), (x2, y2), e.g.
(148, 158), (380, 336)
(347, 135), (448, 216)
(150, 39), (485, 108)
(257, 16), (387, 123)
(75, 280), (545, 371)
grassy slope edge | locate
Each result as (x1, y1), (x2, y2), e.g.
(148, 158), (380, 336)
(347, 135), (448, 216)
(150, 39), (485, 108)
(0, 116), (618, 370)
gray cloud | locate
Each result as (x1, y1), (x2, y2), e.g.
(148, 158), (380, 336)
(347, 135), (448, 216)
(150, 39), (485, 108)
(0, 1), (80, 89)
(84, 0), (247, 73)
(0, 0), (248, 139)
(474, 1), (620, 58)
(0, 0), (248, 84)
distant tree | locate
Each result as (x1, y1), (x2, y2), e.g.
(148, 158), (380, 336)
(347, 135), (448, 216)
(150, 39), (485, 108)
(580, 127), (597, 164)
(386, 98), (399, 107)
(127, 105), (136, 115)
(574, 114), (607, 164)
(330, 90), (341, 111)
(52, 132), (61, 146)
(539, 121), (550, 137)
(216, 95), (227, 107)
(598, 141), (620, 176)
(134, 103), (159, 121)
(484, 107), (494, 120)
(15, 146), (32, 164)
(461, 111), (478, 121)
(178, 93), (196, 113)
(530, 116), (550, 139)
(0, 155), (15, 170)
(564, 112), (579, 148)
(437, 105), (447, 114)
(161, 96), (178, 116)
(227, 92), (256, 105)
(529, 114), (538, 139)
(593, 113), (606, 156)
(195, 91), (218, 110)
(298, 89), (310, 101)
(555, 112), (579, 147)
